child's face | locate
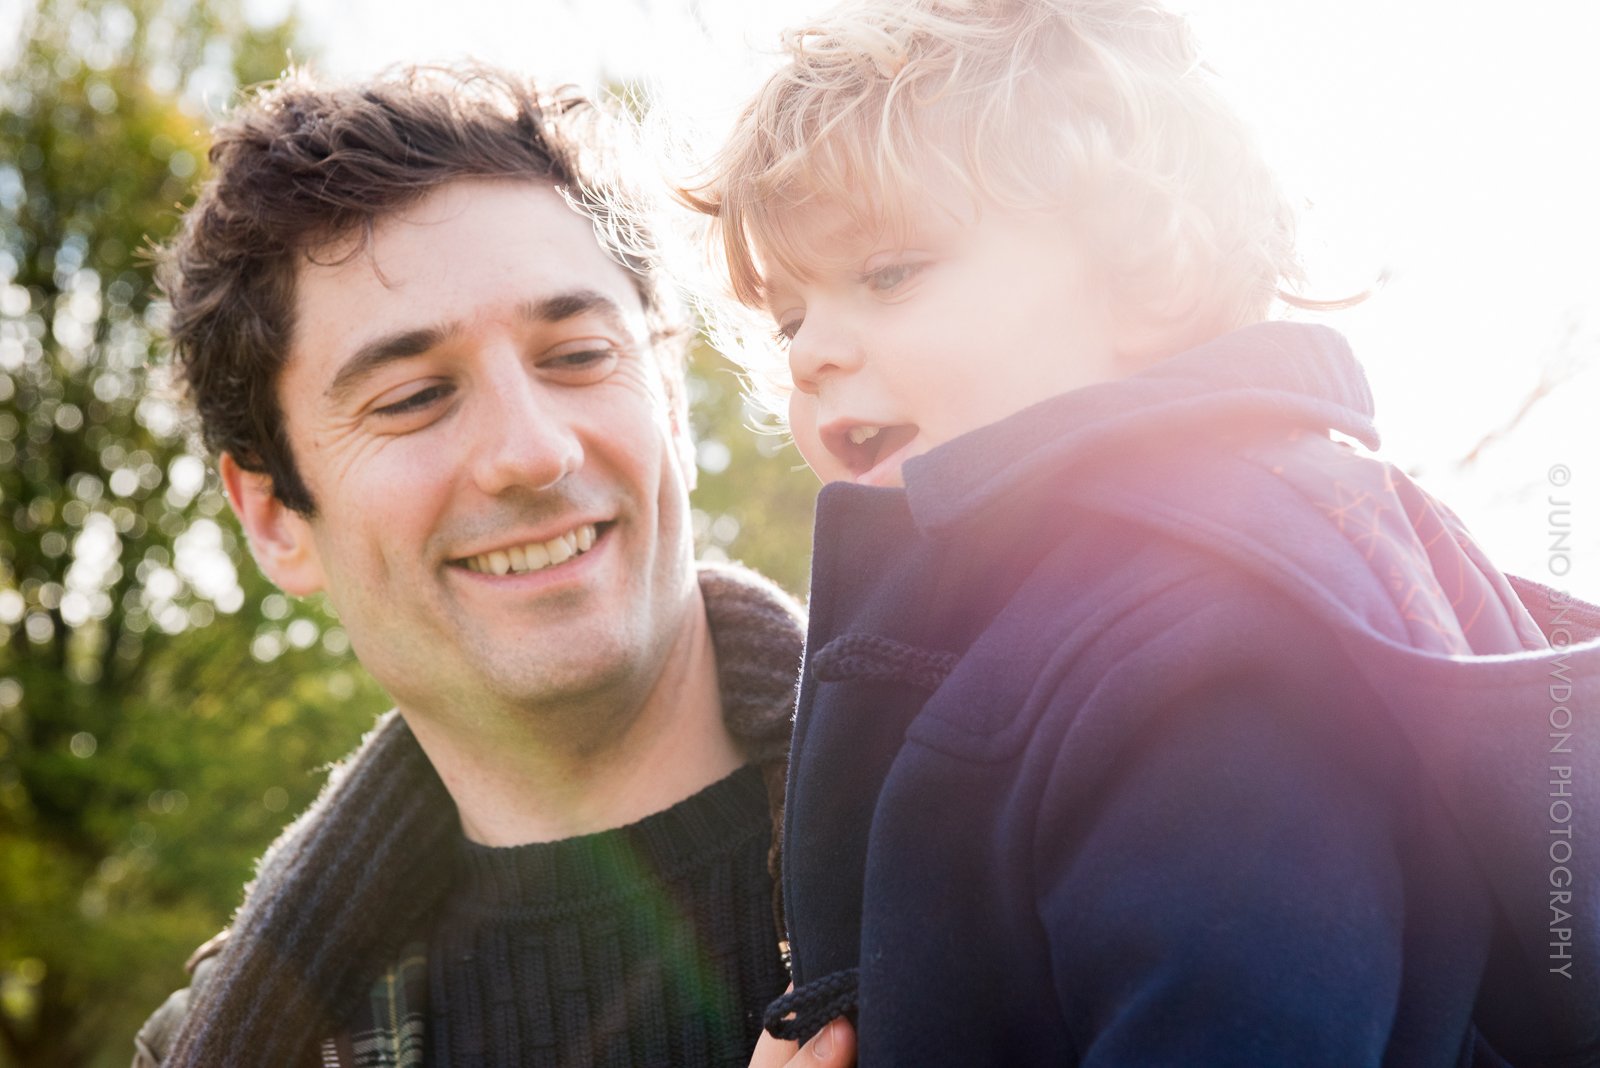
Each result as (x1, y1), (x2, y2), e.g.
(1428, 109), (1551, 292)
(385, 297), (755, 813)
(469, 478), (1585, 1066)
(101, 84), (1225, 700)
(761, 194), (1125, 487)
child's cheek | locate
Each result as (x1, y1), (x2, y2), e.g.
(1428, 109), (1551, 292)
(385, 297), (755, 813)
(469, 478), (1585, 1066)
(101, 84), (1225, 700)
(787, 389), (834, 481)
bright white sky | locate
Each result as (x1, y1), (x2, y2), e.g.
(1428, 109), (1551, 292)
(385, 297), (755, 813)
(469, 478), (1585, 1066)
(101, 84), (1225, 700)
(241, 0), (1600, 602)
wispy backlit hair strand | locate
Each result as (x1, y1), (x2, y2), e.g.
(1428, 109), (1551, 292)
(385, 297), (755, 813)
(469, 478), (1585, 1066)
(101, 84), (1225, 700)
(680, 0), (1306, 420)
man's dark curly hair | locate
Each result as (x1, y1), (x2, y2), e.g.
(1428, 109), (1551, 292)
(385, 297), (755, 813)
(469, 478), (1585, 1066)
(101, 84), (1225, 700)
(159, 63), (687, 515)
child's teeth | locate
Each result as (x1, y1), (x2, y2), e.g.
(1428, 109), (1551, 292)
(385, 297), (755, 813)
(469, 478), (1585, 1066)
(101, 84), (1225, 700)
(849, 425), (881, 445)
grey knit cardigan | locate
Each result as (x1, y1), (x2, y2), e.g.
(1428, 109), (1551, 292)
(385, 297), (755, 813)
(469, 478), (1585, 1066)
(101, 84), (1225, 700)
(135, 562), (805, 1067)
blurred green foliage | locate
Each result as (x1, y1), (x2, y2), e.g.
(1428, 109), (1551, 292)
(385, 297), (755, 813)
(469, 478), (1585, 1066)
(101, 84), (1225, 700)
(0, 4), (393, 1065)
(0, 2), (816, 1064)
(686, 348), (817, 595)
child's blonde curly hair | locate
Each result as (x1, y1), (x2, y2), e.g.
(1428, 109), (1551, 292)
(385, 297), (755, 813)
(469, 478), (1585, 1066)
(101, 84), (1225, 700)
(680, 0), (1306, 422)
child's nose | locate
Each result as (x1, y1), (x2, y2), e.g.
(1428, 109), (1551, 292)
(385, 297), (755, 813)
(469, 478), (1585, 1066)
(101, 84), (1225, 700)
(787, 316), (863, 394)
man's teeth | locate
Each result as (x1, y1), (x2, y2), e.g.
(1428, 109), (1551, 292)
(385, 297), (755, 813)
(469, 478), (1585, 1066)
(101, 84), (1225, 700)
(848, 425), (882, 446)
(462, 524), (598, 576)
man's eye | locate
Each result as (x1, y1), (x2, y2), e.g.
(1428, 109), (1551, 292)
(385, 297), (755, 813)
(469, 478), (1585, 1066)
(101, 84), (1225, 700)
(551, 349), (612, 367)
(542, 347), (619, 379)
(862, 261), (928, 293)
(373, 384), (451, 416)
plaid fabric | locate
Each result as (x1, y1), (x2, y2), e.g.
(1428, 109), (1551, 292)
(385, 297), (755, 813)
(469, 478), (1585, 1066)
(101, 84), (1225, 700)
(317, 943), (428, 1068)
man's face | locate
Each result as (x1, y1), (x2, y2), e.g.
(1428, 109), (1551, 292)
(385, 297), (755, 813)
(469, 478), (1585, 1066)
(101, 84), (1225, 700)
(763, 193), (1124, 487)
(243, 179), (697, 720)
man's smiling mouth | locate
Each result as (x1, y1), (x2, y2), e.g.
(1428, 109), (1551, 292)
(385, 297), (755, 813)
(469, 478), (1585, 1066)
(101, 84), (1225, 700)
(456, 522), (601, 576)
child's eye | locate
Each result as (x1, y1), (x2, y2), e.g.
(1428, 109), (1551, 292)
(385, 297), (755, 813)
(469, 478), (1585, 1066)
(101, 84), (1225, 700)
(772, 319), (802, 347)
(861, 260), (929, 293)
(373, 384), (452, 417)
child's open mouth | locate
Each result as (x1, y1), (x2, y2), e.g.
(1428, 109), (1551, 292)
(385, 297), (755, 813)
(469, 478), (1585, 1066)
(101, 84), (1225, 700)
(825, 423), (920, 484)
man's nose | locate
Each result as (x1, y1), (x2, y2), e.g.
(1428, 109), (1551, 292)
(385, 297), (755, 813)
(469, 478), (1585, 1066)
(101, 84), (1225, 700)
(787, 311), (863, 396)
(467, 360), (583, 496)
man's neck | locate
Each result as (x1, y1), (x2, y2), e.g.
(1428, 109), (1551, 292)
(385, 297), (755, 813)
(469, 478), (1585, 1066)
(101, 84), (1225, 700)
(401, 586), (741, 847)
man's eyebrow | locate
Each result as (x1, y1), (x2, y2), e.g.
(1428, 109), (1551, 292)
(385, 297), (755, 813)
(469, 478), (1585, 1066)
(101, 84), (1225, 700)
(326, 324), (457, 402)
(517, 289), (636, 333)
(323, 290), (639, 403)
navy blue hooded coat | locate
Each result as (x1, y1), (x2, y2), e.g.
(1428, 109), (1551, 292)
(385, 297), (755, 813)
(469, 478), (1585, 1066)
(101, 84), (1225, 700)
(773, 322), (1600, 1066)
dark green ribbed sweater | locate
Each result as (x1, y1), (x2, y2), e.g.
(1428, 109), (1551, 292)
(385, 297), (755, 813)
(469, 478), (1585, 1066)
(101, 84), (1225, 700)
(426, 764), (787, 1067)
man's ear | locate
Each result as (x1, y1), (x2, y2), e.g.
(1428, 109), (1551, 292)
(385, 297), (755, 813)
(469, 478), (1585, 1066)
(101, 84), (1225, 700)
(219, 453), (326, 597)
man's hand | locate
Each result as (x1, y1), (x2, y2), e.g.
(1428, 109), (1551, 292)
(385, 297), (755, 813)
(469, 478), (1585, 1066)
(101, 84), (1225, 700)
(747, 1019), (856, 1067)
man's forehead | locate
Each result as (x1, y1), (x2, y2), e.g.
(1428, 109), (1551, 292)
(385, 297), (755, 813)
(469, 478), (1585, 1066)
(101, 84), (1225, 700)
(295, 179), (620, 289)
(286, 179), (649, 375)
